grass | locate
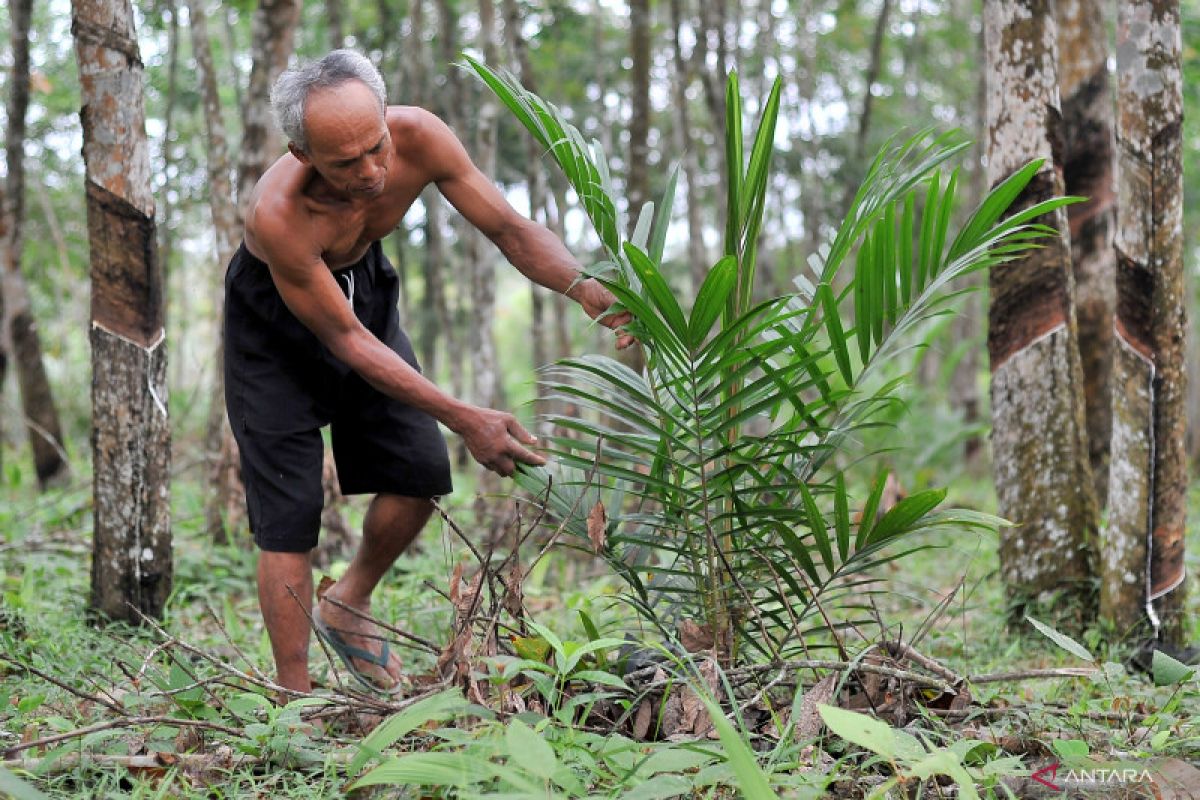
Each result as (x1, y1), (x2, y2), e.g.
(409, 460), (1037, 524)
(3, 418), (1200, 798)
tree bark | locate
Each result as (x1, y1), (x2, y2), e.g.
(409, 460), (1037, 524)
(468, 0), (500, 412)
(1104, 0), (1186, 643)
(854, 0), (893, 165)
(72, 0), (172, 622)
(327, 0), (345, 50)
(158, 0), (180, 312)
(189, 0), (240, 271)
(191, 0), (251, 544)
(237, 0), (299, 215)
(984, 0), (1098, 627)
(669, 0), (709, 292)
(1058, 0), (1116, 506)
(434, 0), (465, 411)
(5, 0), (70, 489)
(501, 0), (551, 422)
(627, 0), (651, 223)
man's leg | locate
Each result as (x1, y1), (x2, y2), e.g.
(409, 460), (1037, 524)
(258, 550), (315, 693)
(318, 494), (434, 685)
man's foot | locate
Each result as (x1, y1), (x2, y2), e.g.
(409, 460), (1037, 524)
(313, 591), (406, 693)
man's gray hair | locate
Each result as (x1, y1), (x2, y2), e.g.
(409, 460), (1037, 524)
(270, 49), (387, 152)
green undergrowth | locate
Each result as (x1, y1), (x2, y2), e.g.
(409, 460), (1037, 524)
(2, 449), (1200, 798)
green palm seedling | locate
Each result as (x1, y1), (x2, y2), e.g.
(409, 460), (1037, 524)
(468, 57), (1075, 662)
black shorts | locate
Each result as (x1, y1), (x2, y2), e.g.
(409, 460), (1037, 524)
(223, 240), (453, 552)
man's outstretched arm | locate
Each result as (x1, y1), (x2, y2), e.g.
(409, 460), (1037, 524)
(415, 109), (635, 349)
(251, 203), (544, 477)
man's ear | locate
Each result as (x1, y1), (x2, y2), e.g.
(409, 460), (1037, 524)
(288, 141), (311, 165)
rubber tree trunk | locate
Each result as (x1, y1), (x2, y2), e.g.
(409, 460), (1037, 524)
(619, 0), (651, 376)
(1058, 0), (1116, 508)
(501, 0), (552, 429)
(465, 0), (504, 516)
(668, 0), (709, 293)
(434, 0), (465, 410)
(5, 0), (70, 488)
(72, 0), (172, 623)
(190, 0), (250, 544)
(983, 0), (1098, 628)
(1103, 0), (1187, 643)
(468, 0), (500, 413)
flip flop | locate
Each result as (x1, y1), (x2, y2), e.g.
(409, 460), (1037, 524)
(311, 605), (404, 695)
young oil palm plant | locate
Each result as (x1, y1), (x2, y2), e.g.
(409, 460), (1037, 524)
(468, 57), (1073, 662)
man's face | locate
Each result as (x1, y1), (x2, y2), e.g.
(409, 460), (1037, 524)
(293, 80), (390, 198)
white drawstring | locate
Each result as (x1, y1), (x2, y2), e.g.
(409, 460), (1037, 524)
(339, 270), (355, 308)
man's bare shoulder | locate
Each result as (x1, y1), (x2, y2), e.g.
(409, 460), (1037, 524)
(385, 106), (466, 175)
(244, 156), (319, 261)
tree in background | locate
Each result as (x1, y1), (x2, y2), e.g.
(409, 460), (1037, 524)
(3, 0), (69, 489)
(204, 0), (300, 544)
(983, 0), (1098, 626)
(72, 0), (172, 622)
(1104, 0), (1187, 643)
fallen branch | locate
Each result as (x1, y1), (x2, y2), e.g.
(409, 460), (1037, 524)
(1, 715), (244, 759)
(968, 667), (1098, 684)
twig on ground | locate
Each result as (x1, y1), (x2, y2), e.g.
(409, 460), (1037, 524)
(881, 640), (964, 685)
(203, 602), (270, 682)
(1, 715), (244, 759)
(0, 655), (125, 715)
(968, 667), (1098, 684)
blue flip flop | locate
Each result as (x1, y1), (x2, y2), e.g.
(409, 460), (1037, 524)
(312, 605), (404, 695)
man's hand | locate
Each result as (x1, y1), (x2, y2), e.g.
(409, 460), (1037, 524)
(568, 278), (635, 350)
(454, 406), (546, 477)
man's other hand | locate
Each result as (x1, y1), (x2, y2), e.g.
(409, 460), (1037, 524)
(457, 407), (546, 477)
(569, 278), (635, 350)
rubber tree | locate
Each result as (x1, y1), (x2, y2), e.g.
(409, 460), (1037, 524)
(72, 0), (172, 622)
(1103, 0), (1187, 643)
(4, 0), (70, 488)
(983, 0), (1099, 626)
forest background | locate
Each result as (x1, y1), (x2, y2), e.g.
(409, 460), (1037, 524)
(4, 0), (1200, 796)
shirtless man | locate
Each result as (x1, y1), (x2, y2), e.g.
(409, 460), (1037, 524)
(225, 50), (630, 693)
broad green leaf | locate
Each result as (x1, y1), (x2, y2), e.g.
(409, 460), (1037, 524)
(917, 173), (939, 292)
(505, 719), (558, 780)
(834, 473), (851, 560)
(649, 163), (679, 266)
(570, 670), (631, 691)
(622, 774), (695, 799)
(855, 471), (889, 549)
(1025, 616), (1095, 663)
(350, 690), (472, 774)
(818, 283), (854, 385)
(631, 201), (655, 251)
(818, 704), (897, 760)
(930, 168), (958, 277)
(639, 745), (720, 775)
(905, 750), (979, 800)
(690, 256), (739, 347)
(1152, 649), (1195, 686)
(351, 752), (494, 789)
(724, 71), (744, 257)
(699, 694), (778, 799)
(867, 488), (947, 544)
(947, 158), (1043, 261)
(0, 767), (50, 800)
(798, 482), (834, 573)
(512, 636), (552, 663)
